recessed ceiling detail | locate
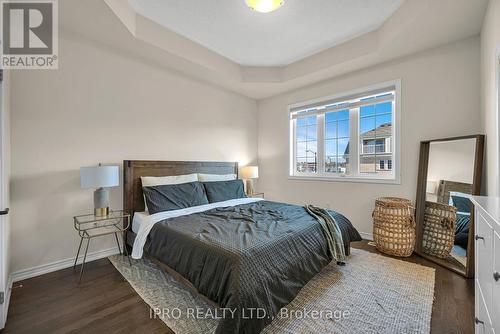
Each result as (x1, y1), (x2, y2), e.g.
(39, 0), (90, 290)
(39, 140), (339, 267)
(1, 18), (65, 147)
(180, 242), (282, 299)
(128, 0), (404, 67)
(70, 0), (488, 99)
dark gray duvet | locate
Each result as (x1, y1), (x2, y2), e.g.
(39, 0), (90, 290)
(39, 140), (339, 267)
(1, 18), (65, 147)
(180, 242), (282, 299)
(145, 200), (361, 334)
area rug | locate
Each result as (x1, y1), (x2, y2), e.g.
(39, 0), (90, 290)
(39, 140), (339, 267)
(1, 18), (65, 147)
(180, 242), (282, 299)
(109, 248), (435, 334)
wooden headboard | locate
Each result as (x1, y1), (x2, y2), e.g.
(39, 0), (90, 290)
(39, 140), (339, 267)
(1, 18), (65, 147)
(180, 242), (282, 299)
(436, 180), (473, 205)
(123, 160), (239, 217)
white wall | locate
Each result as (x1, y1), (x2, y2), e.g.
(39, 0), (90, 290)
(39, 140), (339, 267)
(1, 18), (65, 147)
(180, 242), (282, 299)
(257, 37), (481, 238)
(9, 31), (258, 273)
(480, 0), (500, 196)
(427, 139), (476, 185)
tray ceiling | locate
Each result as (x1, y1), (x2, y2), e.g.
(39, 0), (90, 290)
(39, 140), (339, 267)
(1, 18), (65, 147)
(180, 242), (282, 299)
(128, 0), (404, 66)
(62, 0), (489, 99)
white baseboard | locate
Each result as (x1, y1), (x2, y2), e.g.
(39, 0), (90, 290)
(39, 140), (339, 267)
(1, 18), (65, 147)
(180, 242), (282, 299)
(359, 232), (373, 241)
(11, 247), (120, 283)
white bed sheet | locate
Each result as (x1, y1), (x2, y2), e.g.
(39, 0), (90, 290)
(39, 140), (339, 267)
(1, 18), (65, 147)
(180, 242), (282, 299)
(132, 211), (149, 234)
(131, 197), (264, 259)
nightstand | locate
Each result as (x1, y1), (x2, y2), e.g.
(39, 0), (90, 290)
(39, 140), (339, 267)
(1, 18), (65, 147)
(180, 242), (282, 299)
(248, 192), (264, 199)
(73, 210), (131, 282)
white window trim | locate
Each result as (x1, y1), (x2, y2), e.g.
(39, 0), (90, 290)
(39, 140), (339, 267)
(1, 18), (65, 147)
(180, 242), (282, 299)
(288, 79), (402, 185)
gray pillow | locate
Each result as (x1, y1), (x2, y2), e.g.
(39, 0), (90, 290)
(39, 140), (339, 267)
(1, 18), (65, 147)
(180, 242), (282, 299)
(202, 179), (246, 203)
(142, 181), (209, 214)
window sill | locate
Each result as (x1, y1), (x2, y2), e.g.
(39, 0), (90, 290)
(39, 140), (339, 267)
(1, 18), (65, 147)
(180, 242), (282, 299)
(288, 174), (401, 185)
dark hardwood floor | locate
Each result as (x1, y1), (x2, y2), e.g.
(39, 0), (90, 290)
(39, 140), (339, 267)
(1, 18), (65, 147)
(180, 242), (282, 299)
(2, 241), (474, 334)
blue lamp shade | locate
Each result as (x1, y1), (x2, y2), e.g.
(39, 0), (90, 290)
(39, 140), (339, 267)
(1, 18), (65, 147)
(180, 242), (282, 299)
(80, 165), (119, 189)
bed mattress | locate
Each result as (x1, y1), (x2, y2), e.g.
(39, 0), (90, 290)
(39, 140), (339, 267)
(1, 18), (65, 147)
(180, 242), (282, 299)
(134, 199), (361, 334)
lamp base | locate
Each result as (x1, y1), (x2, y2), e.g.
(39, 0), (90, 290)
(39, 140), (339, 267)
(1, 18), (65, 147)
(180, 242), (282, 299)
(245, 179), (255, 196)
(94, 207), (109, 217)
(94, 187), (110, 217)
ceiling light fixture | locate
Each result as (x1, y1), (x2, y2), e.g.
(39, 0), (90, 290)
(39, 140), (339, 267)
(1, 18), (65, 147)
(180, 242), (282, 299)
(245, 0), (285, 13)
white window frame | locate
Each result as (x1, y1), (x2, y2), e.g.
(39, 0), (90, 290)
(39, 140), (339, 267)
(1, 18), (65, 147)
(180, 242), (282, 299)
(288, 80), (402, 184)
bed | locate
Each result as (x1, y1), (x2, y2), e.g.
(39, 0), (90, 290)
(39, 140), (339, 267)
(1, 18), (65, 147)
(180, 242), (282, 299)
(123, 160), (361, 334)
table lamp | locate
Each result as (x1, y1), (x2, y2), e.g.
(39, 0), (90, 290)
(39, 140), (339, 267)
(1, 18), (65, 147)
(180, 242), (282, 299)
(240, 166), (259, 196)
(80, 164), (119, 216)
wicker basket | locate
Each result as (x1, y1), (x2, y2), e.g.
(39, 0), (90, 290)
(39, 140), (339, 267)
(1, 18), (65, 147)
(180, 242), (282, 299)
(422, 201), (456, 259)
(372, 197), (415, 257)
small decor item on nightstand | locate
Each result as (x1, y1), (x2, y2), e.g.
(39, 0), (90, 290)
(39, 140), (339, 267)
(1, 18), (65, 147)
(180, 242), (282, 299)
(240, 165), (259, 196)
(372, 197), (415, 257)
(80, 164), (119, 217)
(422, 201), (456, 259)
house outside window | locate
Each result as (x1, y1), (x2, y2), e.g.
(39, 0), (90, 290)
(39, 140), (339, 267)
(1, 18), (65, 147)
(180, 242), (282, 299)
(289, 81), (401, 184)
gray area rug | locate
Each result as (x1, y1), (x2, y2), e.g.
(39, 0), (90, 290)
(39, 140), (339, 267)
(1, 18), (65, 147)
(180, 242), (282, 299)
(109, 248), (435, 334)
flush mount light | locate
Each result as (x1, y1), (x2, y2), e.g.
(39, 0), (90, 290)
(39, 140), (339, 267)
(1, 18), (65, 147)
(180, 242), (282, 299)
(245, 0), (285, 13)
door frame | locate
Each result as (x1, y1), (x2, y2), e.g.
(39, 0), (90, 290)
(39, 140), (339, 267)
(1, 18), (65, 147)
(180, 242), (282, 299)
(496, 46), (500, 197)
(0, 76), (6, 329)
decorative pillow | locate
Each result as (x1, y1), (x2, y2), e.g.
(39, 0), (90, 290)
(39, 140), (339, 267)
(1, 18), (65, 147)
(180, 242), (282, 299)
(202, 179), (246, 203)
(143, 181), (209, 215)
(198, 173), (237, 182)
(451, 195), (472, 215)
(455, 214), (470, 234)
(141, 174), (199, 211)
(454, 215), (470, 249)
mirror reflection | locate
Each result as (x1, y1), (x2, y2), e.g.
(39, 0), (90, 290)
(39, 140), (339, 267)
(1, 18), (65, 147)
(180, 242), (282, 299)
(422, 138), (476, 271)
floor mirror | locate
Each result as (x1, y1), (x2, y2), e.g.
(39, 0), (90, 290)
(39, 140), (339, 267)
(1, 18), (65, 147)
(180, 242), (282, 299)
(415, 135), (484, 278)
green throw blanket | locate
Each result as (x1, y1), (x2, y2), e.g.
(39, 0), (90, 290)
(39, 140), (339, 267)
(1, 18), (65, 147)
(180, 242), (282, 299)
(304, 205), (347, 263)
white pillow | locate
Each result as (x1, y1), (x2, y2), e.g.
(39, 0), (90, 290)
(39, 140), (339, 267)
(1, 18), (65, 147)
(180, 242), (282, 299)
(141, 173), (199, 211)
(198, 173), (237, 182)
(141, 173), (198, 187)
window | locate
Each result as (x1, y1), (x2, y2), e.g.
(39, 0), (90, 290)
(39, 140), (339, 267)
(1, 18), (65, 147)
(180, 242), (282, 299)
(289, 81), (400, 183)
(295, 115), (318, 173)
(325, 109), (350, 174)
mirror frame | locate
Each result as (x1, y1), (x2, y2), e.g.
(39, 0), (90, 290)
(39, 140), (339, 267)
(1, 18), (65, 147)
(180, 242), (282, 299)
(415, 134), (484, 278)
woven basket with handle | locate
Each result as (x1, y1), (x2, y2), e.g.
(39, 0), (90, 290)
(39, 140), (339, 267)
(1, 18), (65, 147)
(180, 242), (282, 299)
(422, 201), (456, 259)
(372, 197), (415, 257)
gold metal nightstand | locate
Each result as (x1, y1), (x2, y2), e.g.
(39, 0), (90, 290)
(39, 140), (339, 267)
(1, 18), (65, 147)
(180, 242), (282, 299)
(73, 210), (131, 283)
